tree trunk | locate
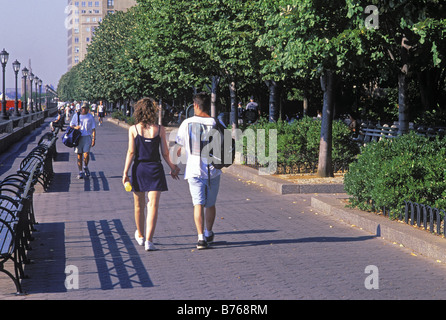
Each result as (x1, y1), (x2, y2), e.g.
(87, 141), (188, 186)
(398, 72), (409, 134)
(317, 71), (335, 178)
(398, 35), (412, 135)
(303, 92), (309, 116)
(265, 80), (277, 122)
(210, 76), (220, 118)
(229, 79), (238, 128)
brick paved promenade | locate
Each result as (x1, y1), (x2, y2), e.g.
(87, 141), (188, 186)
(2, 117), (446, 302)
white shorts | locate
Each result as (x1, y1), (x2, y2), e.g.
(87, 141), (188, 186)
(75, 135), (92, 154)
(188, 175), (221, 207)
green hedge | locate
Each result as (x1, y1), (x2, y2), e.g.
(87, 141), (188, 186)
(243, 116), (360, 172)
(111, 110), (136, 125)
(344, 132), (446, 217)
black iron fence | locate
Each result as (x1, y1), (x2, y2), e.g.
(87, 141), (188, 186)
(402, 201), (446, 236)
(376, 200), (446, 236)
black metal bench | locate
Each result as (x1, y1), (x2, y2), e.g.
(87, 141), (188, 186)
(0, 126), (59, 294)
(0, 166), (36, 295)
(38, 131), (58, 162)
(18, 140), (58, 192)
(0, 215), (22, 294)
(0, 173), (37, 242)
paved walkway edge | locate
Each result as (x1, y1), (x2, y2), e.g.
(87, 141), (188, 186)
(311, 195), (446, 263)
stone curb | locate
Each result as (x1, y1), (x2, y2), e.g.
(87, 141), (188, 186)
(223, 164), (345, 194)
(311, 195), (446, 263)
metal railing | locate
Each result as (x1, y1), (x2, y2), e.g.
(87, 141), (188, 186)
(370, 200), (445, 236)
(0, 111), (45, 135)
(402, 201), (446, 236)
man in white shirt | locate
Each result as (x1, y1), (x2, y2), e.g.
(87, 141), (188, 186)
(175, 92), (221, 249)
(70, 104), (96, 179)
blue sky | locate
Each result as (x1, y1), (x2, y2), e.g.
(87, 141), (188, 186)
(0, 0), (67, 90)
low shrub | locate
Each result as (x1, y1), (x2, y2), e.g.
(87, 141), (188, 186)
(344, 132), (446, 217)
(242, 116), (360, 172)
(111, 110), (136, 125)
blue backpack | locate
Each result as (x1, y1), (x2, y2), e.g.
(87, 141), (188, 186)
(62, 113), (82, 148)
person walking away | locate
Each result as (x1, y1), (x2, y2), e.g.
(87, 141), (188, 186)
(122, 97), (180, 251)
(245, 96), (259, 124)
(65, 103), (71, 121)
(91, 102), (97, 117)
(70, 104), (96, 179)
(175, 92), (222, 250)
(237, 101), (245, 126)
(98, 101), (105, 126)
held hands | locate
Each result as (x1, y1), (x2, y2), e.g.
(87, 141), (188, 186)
(170, 165), (180, 180)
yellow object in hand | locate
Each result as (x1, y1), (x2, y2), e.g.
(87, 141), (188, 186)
(124, 182), (132, 192)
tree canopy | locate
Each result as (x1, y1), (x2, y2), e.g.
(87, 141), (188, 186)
(57, 0), (446, 176)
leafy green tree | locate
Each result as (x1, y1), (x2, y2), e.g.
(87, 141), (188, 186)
(81, 7), (147, 103)
(135, 0), (205, 104)
(258, 1), (375, 177)
(57, 64), (86, 101)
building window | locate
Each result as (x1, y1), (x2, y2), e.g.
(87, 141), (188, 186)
(81, 1), (86, 7)
(74, 47), (80, 53)
(86, 37), (90, 42)
(74, 37), (79, 43)
(74, 57), (79, 64)
(75, 2), (79, 6)
(88, 1), (93, 7)
(107, 0), (114, 8)
(95, 1), (100, 7)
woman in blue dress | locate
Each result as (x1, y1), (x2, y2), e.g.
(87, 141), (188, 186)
(122, 98), (180, 251)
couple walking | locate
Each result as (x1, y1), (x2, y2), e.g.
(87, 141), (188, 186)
(122, 93), (222, 251)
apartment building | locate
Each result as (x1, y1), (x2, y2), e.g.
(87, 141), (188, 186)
(66, 0), (136, 70)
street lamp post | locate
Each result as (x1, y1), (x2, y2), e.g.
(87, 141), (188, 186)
(38, 79), (42, 111)
(34, 76), (39, 111)
(29, 73), (34, 113)
(1, 48), (9, 120)
(12, 60), (21, 117)
(22, 67), (29, 114)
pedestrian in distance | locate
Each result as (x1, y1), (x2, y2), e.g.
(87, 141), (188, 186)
(175, 92), (222, 250)
(122, 97), (180, 251)
(70, 103), (96, 179)
(91, 102), (97, 117)
(237, 101), (245, 126)
(98, 100), (105, 126)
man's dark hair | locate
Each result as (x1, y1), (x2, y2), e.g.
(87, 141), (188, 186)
(193, 92), (211, 114)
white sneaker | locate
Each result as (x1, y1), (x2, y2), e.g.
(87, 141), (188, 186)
(145, 240), (157, 251)
(134, 230), (144, 246)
